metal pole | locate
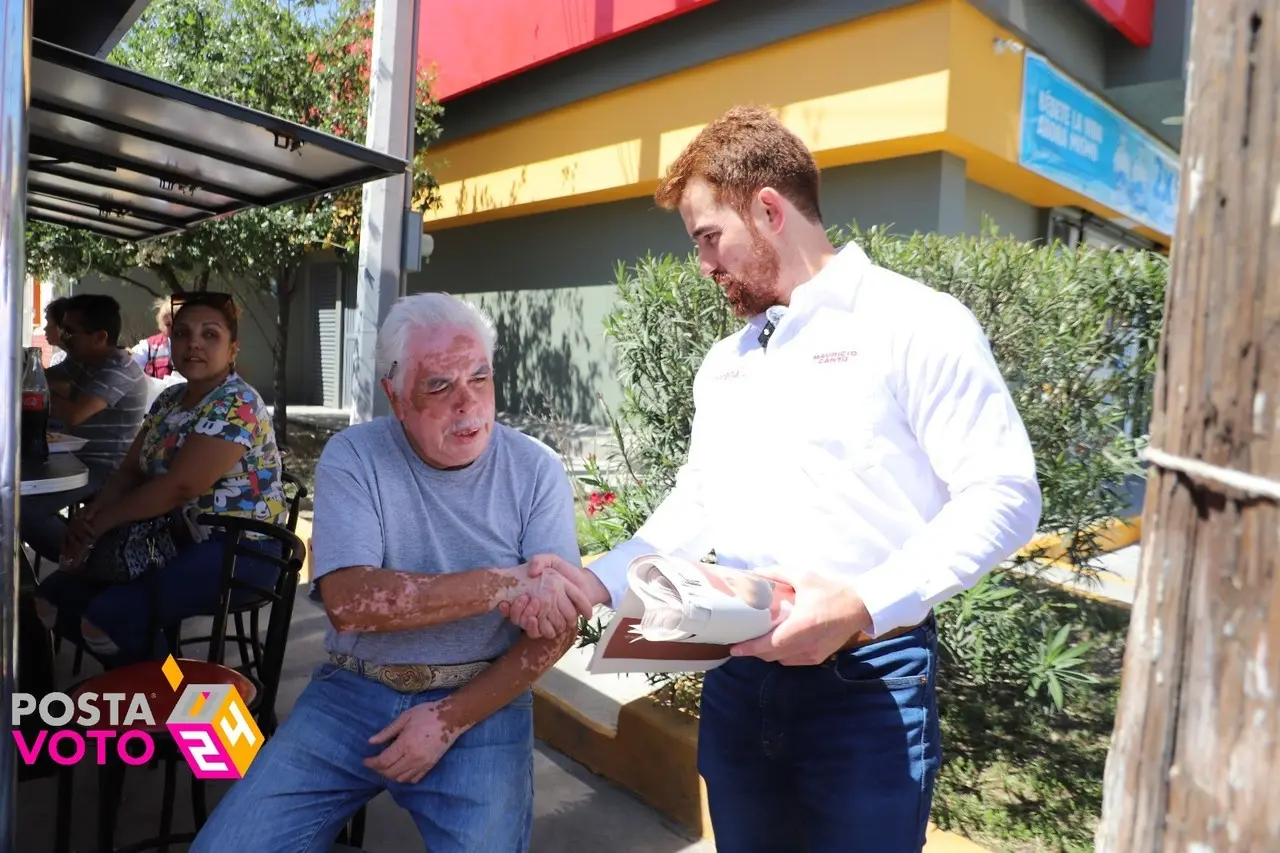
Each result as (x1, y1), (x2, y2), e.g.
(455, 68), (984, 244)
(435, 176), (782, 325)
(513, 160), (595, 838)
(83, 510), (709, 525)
(399, 0), (421, 300)
(349, 0), (416, 424)
(0, 0), (30, 849)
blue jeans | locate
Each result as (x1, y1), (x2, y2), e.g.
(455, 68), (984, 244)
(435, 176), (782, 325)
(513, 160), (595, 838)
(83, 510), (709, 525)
(698, 617), (942, 853)
(191, 663), (534, 853)
(35, 533), (280, 666)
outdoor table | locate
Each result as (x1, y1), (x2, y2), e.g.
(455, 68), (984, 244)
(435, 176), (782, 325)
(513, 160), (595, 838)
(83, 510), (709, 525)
(19, 452), (89, 496)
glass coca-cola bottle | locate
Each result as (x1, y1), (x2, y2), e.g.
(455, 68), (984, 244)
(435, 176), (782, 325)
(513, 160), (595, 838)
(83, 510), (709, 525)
(20, 347), (50, 469)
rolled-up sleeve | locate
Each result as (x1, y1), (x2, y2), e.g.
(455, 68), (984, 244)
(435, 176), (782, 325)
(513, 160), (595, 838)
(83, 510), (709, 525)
(850, 296), (1042, 635)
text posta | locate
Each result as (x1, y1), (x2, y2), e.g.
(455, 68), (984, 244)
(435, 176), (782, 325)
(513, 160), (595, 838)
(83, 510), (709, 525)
(11, 692), (158, 766)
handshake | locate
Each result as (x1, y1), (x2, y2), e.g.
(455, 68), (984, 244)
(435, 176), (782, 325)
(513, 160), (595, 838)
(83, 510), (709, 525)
(496, 554), (609, 639)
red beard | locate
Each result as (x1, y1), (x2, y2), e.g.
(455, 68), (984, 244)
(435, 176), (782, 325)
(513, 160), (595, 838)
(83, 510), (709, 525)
(713, 232), (782, 318)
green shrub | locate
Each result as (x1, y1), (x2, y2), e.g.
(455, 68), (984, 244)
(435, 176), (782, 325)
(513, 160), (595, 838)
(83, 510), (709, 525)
(578, 222), (1165, 714)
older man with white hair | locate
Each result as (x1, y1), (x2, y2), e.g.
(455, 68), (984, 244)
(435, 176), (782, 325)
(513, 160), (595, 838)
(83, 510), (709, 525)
(192, 293), (595, 853)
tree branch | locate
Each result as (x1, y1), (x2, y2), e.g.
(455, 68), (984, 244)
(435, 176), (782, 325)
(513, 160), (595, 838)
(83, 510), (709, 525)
(153, 265), (184, 295)
(116, 274), (164, 299)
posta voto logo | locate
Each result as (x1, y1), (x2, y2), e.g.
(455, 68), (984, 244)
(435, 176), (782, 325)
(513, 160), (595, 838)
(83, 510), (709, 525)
(11, 655), (263, 779)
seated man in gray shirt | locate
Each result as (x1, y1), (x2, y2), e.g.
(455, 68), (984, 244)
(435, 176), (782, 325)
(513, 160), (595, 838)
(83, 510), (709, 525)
(193, 293), (596, 853)
(21, 293), (146, 562)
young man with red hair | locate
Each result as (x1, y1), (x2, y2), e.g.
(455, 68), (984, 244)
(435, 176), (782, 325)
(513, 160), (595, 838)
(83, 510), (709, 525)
(510, 105), (1042, 851)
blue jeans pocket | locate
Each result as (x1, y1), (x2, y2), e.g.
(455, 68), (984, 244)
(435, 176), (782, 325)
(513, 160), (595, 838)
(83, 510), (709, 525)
(829, 630), (933, 693)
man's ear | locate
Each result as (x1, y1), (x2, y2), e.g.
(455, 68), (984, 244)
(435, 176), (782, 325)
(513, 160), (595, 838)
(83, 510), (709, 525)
(755, 187), (787, 235)
(381, 377), (402, 417)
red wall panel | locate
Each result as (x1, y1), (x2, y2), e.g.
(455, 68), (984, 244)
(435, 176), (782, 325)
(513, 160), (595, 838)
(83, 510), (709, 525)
(1081, 0), (1154, 46)
(419, 0), (718, 101)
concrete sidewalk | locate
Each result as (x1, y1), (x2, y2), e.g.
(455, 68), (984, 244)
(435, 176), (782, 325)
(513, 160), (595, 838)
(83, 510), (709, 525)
(15, 597), (713, 853)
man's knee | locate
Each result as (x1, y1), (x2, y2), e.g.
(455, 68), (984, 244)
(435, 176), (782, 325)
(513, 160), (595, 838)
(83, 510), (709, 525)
(80, 618), (120, 656)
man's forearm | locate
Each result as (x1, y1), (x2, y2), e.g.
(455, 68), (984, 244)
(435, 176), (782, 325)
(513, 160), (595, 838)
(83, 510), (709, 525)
(434, 631), (575, 739)
(321, 566), (528, 633)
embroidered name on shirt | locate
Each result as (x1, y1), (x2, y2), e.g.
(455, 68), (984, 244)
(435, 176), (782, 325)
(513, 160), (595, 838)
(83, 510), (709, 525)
(713, 369), (745, 382)
(814, 350), (857, 364)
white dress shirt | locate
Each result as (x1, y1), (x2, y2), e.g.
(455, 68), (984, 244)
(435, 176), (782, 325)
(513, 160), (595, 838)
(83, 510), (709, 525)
(588, 242), (1042, 637)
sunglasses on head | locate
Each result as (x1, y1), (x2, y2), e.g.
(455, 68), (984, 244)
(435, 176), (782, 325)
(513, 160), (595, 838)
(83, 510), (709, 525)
(170, 291), (235, 316)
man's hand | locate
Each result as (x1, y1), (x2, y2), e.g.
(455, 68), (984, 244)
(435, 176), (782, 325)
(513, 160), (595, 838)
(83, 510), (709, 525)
(498, 556), (610, 639)
(729, 566), (872, 666)
(499, 555), (596, 639)
(364, 700), (465, 784)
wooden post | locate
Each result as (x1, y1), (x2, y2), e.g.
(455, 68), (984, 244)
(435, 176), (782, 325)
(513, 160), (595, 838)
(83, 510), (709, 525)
(1095, 1), (1280, 850)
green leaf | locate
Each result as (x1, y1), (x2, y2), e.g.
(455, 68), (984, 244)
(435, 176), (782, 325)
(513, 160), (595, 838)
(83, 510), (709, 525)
(1048, 673), (1065, 709)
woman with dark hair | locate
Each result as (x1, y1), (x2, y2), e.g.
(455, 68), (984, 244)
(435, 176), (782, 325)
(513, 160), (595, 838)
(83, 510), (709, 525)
(35, 292), (289, 666)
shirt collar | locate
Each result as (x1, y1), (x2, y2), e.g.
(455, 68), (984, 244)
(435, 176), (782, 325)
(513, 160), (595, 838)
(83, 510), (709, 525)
(789, 241), (870, 314)
(749, 241), (871, 329)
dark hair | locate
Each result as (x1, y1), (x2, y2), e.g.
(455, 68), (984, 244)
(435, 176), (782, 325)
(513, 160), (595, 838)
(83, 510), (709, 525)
(45, 297), (70, 325)
(62, 294), (123, 346)
(654, 105), (823, 224)
(171, 291), (240, 341)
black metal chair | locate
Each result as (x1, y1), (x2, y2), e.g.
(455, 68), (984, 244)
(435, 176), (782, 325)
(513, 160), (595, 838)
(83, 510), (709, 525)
(173, 471), (308, 677)
(53, 516), (306, 853)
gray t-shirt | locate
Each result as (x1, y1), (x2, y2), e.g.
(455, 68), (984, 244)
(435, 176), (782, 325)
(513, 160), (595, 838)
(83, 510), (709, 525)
(50, 349), (146, 471)
(311, 417), (580, 665)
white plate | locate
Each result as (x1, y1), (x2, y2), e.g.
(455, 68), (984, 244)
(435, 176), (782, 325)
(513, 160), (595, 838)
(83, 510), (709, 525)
(48, 432), (89, 453)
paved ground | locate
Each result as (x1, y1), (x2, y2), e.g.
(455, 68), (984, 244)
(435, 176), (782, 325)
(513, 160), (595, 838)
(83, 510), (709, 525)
(15, 594), (714, 853)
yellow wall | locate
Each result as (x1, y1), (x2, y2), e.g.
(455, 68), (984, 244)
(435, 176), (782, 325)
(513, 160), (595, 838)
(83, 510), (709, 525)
(423, 0), (1172, 247)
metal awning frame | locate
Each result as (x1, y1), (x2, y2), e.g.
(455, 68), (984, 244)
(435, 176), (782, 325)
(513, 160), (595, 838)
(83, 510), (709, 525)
(25, 37), (409, 242)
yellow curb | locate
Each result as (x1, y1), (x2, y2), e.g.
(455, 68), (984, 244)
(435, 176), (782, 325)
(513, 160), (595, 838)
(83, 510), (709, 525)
(1017, 514), (1142, 564)
(533, 686), (990, 851)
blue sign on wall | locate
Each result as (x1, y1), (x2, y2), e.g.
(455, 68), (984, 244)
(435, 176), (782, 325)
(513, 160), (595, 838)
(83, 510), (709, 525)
(1019, 51), (1180, 237)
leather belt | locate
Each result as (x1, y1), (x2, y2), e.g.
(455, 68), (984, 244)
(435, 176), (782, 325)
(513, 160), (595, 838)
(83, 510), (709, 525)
(329, 653), (490, 693)
(834, 612), (934, 656)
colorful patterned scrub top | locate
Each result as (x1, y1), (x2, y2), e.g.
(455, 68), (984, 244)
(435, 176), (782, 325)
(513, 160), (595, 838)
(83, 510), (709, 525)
(139, 373), (288, 527)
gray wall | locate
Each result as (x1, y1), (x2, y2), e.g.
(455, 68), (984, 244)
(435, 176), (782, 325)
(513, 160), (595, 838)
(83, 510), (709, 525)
(405, 197), (693, 422)
(410, 157), (1041, 424)
(964, 179), (1042, 242)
